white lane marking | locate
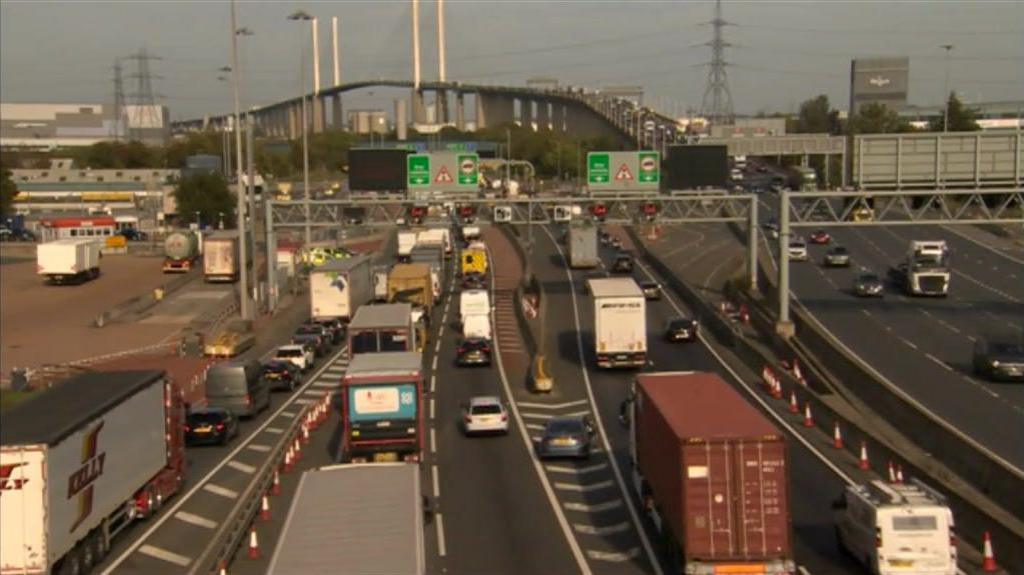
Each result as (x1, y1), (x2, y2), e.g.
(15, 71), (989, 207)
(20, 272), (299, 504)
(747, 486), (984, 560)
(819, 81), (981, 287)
(430, 374), (437, 393)
(227, 460), (256, 474)
(430, 427), (437, 454)
(484, 241), (593, 575)
(564, 499), (623, 513)
(302, 389), (322, 396)
(246, 443), (272, 453)
(439, 325), (446, 339)
(101, 345), (350, 574)
(435, 340), (442, 353)
(586, 548), (641, 562)
(137, 545), (191, 567)
(312, 381), (336, 388)
(925, 353), (953, 371)
(900, 338), (919, 350)
(546, 463), (609, 475)
(520, 412), (556, 420)
(525, 422), (546, 430)
(541, 226), (663, 575)
(202, 483), (238, 499)
(432, 355), (439, 371)
(174, 511), (217, 529)
(517, 399), (589, 410)
(432, 465), (441, 498)
(574, 522), (631, 536)
(563, 410), (592, 417)
(436, 512), (447, 557)
(279, 410), (297, 418)
(430, 397), (436, 420)
(555, 480), (616, 493)
(293, 398), (316, 405)
(860, 309), (872, 317)
(953, 269), (1020, 302)
(264, 426), (284, 434)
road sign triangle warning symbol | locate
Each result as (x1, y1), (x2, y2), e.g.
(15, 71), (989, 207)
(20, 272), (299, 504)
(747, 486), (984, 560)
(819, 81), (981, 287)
(614, 163), (634, 181)
(435, 166), (454, 183)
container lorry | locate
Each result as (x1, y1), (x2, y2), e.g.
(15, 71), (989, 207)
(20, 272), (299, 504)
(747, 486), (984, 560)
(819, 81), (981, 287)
(373, 265), (390, 302)
(203, 231), (240, 283)
(397, 231), (418, 262)
(309, 254), (373, 322)
(410, 245), (444, 303)
(340, 352), (424, 463)
(629, 371), (795, 575)
(162, 230), (201, 273)
(36, 238), (102, 284)
(266, 463), (426, 575)
(894, 240), (950, 297)
(589, 277), (647, 368)
(569, 223), (600, 269)
(388, 263), (434, 312)
(348, 303), (418, 358)
(1, 370), (185, 575)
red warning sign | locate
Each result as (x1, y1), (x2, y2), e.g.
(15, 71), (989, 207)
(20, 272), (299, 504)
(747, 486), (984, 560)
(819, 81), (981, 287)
(614, 163), (634, 181)
(435, 166), (454, 184)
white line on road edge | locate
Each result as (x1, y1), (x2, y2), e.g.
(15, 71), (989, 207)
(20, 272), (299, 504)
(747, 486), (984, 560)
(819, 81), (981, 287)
(436, 512), (448, 557)
(432, 465), (441, 498)
(430, 397), (436, 420)
(138, 544), (192, 567)
(564, 499), (623, 513)
(432, 355), (439, 371)
(430, 374), (437, 393)
(541, 226), (663, 575)
(574, 522), (631, 536)
(485, 243), (593, 575)
(430, 427), (437, 454)
(100, 346), (350, 574)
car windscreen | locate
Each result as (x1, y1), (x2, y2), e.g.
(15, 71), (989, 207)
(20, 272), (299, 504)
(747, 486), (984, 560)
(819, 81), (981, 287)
(276, 348), (302, 358)
(471, 404), (502, 415)
(670, 320), (693, 329)
(205, 370), (248, 396)
(892, 516), (938, 531)
(831, 247), (848, 254)
(858, 275), (879, 283)
(546, 420), (583, 434)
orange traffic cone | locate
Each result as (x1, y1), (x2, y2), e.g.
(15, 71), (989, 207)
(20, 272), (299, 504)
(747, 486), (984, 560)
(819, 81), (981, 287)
(833, 422), (844, 449)
(858, 442), (870, 470)
(247, 527), (261, 559)
(789, 390), (799, 414)
(283, 446), (293, 473)
(260, 494), (271, 521)
(982, 531), (998, 572)
(888, 461), (896, 483)
(301, 422), (310, 445)
(218, 560), (228, 575)
(292, 437), (302, 463)
(802, 403), (815, 427)
(771, 375), (782, 399)
(895, 465), (904, 485)
(271, 470), (281, 495)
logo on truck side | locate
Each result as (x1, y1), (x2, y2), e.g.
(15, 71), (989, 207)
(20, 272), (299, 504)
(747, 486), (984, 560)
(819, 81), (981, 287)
(67, 421), (107, 532)
(0, 462), (29, 494)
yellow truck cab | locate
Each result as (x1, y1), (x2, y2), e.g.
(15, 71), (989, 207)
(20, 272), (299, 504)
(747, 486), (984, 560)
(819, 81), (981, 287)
(461, 243), (488, 278)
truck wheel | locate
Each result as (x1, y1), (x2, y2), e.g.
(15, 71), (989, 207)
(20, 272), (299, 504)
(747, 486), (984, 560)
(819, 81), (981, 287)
(57, 548), (85, 575)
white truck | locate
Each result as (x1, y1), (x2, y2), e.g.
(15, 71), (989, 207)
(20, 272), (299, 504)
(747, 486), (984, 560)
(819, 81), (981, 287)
(397, 231), (418, 263)
(310, 254), (373, 322)
(1, 370), (185, 575)
(462, 225), (481, 244)
(898, 240), (950, 297)
(459, 289), (490, 324)
(203, 231), (241, 283)
(36, 238), (102, 284)
(418, 228), (452, 259)
(833, 479), (957, 575)
(463, 313), (492, 341)
(267, 463), (426, 575)
(588, 277), (647, 368)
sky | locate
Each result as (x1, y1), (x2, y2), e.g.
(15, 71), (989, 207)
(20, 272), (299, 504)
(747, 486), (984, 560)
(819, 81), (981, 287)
(1, 0), (1022, 122)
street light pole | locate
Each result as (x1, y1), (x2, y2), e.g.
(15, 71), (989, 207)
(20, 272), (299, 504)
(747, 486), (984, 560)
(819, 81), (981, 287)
(229, 0), (251, 320)
(941, 44), (954, 133)
(289, 11), (314, 247)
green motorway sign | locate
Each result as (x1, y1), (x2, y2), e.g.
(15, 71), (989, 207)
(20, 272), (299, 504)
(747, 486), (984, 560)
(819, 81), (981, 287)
(638, 151), (660, 183)
(408, 154), (430, 187)
(587, 153), (610, 184)
(457, 154), (479, 185)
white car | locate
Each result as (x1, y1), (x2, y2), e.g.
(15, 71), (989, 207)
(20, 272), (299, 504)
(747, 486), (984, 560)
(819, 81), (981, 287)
(462, 396), (509, 435)
(788, 239), (809, 261)
(274, 344), (314, 372)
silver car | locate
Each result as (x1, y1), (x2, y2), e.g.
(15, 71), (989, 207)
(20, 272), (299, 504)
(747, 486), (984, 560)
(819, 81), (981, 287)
(462, 396), (509, 435)
(788, 240), (809, 261)
(824, 246), (851, 267)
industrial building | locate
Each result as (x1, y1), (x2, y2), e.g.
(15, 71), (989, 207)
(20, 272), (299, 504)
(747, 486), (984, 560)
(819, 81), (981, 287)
(0, 102), (170, 149)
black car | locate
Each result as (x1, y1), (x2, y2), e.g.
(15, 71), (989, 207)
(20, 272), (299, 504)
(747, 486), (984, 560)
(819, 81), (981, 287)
(456, 338), (492, 367)
(612, 253), (634, 273)
(640, 281), (662, 300)
(118, 228), (148, 241)
(185, 407), (239, 446)
(665, 317), (699, 342)
(852, 273), (884, 297)
(292, 327), (330, 357)
(261, 360), (303, 391)
(311, 318), (345, 345)
(462, 272), (487, 290)
(973, 339), (1024, 382)
(536, 416), (595, 460)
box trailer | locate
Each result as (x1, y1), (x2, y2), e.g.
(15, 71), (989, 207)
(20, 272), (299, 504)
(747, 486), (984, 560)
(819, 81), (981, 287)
(629, 372), (794, 575)
(409, 245), (444, 303)
(203, 231), (240, 283)
(309, 254), (373, 322)
(1, 371), (185, 575)
(267, 463), (426, 575)
(36, 238), (102, 284)
(340, 352), (424, 463)
(397, 231), (418, 262)
(388, 263), (434, 312)
(348, 303), (418, 359)
(569, 223), (600, 269)
(373, 265), (391, 302)
(589, 277), (647, 368)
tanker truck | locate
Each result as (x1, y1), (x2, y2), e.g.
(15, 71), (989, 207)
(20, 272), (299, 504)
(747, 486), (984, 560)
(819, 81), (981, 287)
(163, 230), (202, 273)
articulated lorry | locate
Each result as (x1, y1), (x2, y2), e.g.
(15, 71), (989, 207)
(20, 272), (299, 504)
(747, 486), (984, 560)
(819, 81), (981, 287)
(409, 245), (444, 303)
(588, 277), (647, 368)
(36, 238), (102, 285)
(569, 223), (600, 269)
(388, 263), (434, 312)
(629, 371), (795, 575)
(162, 230), (202, 273)
(340, 352), (424, 463)
(266, 463), (426, 575)
(310, 254), (373, 322)
(348, 302), (419, 358)
(397, 231), (418, 262)
(203, 231), (241, 283)
(1, 370), (185, 575)
(895, 240), (950, 297)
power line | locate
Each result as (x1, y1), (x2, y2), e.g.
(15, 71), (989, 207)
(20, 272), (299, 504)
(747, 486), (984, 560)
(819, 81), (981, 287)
(735, 22), (1024, 37)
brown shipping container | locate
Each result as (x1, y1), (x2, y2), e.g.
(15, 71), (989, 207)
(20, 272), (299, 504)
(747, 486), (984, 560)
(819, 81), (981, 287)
(634, 372), (793, 570)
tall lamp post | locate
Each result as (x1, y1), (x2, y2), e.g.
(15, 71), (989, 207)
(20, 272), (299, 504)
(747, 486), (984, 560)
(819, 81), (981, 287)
(940, 44), (954, 132)
(288, 10), (314, 247)
(228, 0), (251, 320)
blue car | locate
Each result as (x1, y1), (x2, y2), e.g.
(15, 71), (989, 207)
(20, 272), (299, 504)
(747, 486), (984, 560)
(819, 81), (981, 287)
(536, 416), (595, 460)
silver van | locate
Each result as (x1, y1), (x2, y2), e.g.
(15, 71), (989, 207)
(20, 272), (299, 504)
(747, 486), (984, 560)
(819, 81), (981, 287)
(205, 360), (270, 418)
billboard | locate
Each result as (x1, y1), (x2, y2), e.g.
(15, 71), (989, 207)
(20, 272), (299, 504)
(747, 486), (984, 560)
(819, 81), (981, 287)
(850, 57), (909, 114)
(665, 145), (728, 189)
(348, 148), (412, 191)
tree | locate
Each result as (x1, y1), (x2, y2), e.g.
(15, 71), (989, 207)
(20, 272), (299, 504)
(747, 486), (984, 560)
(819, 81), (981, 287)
(172, 173), (235, 228)
(0, 168), (17, 218)
(795, 95), (840, 134)
(929, 92), (980, 132)
(848, 103), (912, 134)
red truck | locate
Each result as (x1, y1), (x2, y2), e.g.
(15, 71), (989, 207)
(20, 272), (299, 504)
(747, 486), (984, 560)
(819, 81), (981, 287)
(629, 371), (795, 575)
(1, 370), (185, 575)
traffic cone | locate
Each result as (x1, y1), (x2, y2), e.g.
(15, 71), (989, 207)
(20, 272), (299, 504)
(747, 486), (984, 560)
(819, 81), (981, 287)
(789, 390), (799, 414)
(895, 465), (904, 484)
(218, 560), (228, 575)
(982, 531), (998, 572)
(762, 366), (772, 393)
(247, 527), (261, 559)
(271, 470), (281, 495)
(888, 461), (896, 483)
(802, 403), (815, 427)
(283, 446), (293, 473)
(858, 442), (870, 470)
(293, 437), (302, 462)
(833, 422), (844, 449)
(301, 422), (310, 445)
(260, 494), (271, 521)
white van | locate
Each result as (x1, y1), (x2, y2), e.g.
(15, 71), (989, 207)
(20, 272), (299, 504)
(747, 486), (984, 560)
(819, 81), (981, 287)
(459, 289), (490, 324)
(833, 480), (957, 575)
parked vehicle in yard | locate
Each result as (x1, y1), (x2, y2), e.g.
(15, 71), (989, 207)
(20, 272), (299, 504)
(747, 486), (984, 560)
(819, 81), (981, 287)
(0, 370), (185, 575)
(461, 396), (509, 435)
(536, 416), (595, 459)
(36, 238), (102, 284)
(203, 231), (242, 283)
(628, 372), (794, 575)
(184, 407), (239, 446)
(261, 359), (303, 391)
